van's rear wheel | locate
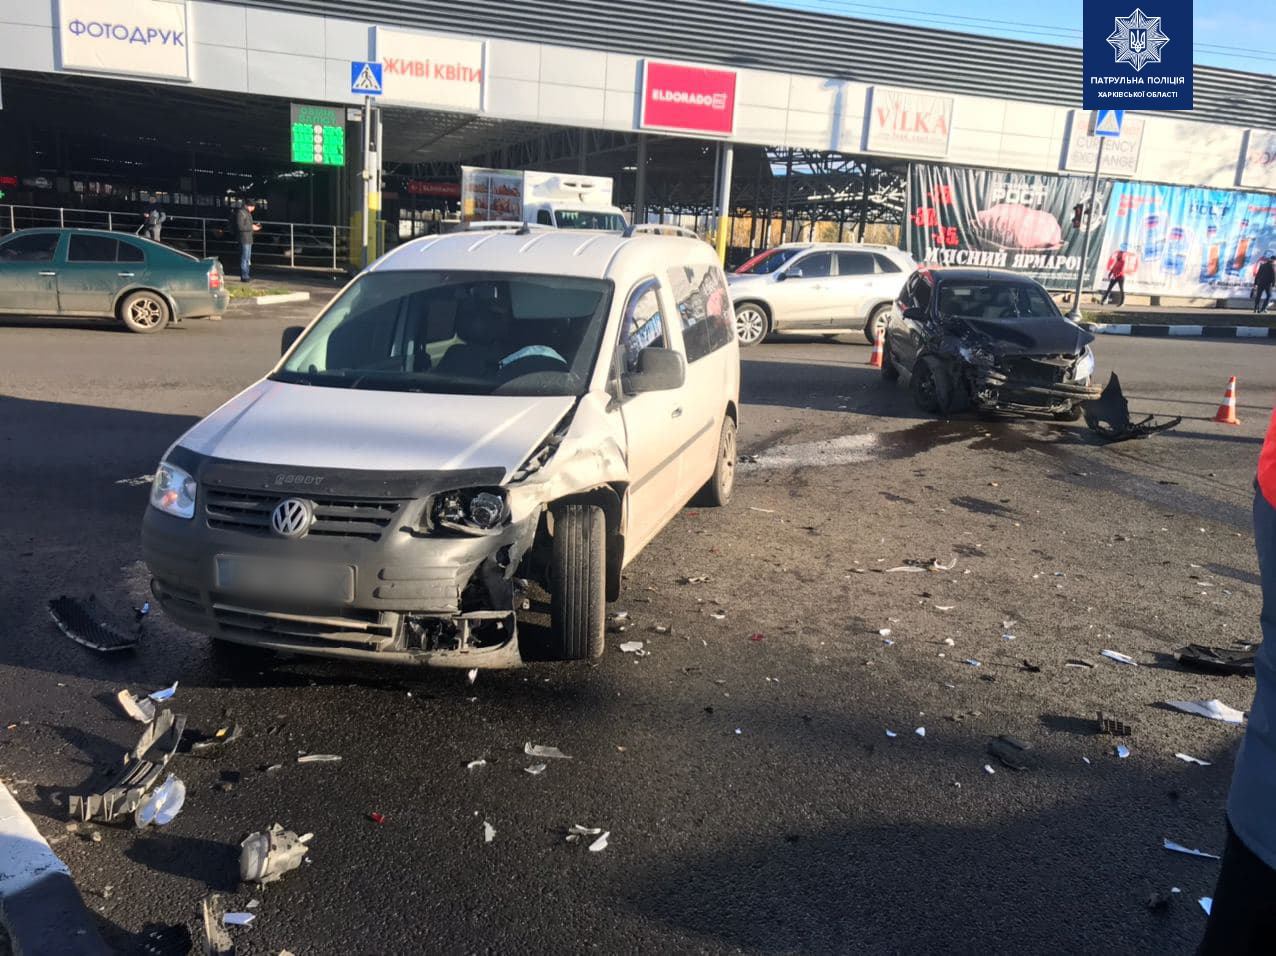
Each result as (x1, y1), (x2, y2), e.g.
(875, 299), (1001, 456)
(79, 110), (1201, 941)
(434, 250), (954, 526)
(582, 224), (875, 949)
(550, 504), (606, 660)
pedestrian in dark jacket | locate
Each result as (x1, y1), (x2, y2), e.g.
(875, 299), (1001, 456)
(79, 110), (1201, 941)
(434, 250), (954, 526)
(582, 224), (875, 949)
(141, 197), (166, 243)
(1253, 254), (1274, 314)
(235, 201), (261, 282)
(1198, 407), (1276, 952)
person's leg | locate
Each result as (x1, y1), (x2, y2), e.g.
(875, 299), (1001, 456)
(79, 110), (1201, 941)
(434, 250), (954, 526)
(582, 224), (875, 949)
(1100, 277), (1116, 305)
(1261, 286), (1272, 313)
(240, 243), (251, 282)
(1198, 821), (1276, 954)
(1114, 277), (1125, 306)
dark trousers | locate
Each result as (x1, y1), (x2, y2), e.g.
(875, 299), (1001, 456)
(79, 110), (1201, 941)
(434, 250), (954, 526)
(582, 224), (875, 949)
(1100, 276), (1124, 305)
(1198, 822), (1276, 954)
(1254, 284), (1272, 313)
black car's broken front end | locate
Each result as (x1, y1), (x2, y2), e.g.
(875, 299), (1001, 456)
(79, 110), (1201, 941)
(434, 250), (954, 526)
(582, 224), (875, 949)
(952, 337), (1102, 416)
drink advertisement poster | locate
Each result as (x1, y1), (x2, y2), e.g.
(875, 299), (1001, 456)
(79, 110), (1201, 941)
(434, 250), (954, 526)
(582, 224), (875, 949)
(1096, 182), (1276, 298)
(906, 163), (1112, 290)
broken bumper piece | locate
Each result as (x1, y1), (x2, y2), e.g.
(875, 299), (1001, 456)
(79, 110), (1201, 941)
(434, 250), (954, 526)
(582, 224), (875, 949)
(1082, 372), (1181, 442)
(972, 367), (1102, 412)
(68, 709), (185, 825)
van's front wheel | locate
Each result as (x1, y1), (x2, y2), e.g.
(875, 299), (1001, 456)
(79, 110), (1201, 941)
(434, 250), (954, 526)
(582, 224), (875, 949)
(550, 504), (606, 660)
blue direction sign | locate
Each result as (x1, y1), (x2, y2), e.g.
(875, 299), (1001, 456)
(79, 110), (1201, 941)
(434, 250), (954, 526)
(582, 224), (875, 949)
(350, 61), (383, 96)
(1092, 109), (1124, 138)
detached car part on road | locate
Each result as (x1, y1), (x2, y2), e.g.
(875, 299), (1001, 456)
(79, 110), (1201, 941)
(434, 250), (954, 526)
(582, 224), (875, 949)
(142, 228), (740, 667)
(882, 268), (1101, 418)
(0, 228), (227, 332)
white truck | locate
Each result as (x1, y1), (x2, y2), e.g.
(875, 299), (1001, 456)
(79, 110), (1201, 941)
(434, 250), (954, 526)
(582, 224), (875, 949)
(461, 166), (628, 231)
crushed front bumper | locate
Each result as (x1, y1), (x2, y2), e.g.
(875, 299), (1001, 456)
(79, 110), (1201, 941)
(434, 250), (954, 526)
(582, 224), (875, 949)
(969, 363), (1102, 413)
(141, 452), (537, 668)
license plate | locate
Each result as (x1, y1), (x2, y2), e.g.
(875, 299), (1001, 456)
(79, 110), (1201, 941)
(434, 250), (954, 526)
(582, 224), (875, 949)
(215, 555), (355, 603)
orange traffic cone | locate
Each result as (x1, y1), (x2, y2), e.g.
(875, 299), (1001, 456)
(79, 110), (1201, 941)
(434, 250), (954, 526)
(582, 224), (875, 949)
(1213, 376), (1240, 425)
(869, 326), (884, 368)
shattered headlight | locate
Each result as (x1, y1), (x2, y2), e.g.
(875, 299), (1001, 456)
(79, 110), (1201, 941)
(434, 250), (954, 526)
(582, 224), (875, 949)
(150, 461), (197, 520)
(957, 345), (996, 367)
(1073, 346), (1095, 382)
(429, 488), (508, 535)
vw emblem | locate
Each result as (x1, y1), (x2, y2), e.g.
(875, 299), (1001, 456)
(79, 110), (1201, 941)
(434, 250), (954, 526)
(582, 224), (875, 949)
(271, 498), (314, 539)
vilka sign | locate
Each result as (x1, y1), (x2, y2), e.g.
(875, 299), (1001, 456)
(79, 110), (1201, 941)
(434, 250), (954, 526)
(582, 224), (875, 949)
(375, 28), (485, 113)
(58, 0), (191, 81)
(865, 87), (953, 158)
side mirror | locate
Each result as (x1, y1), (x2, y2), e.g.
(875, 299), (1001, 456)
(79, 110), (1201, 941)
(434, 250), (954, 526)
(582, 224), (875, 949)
(902, 306), (928, 322)
(621, 347), (685, 395)
(280, 325), (304, 355)
(784, 267), (803, 280)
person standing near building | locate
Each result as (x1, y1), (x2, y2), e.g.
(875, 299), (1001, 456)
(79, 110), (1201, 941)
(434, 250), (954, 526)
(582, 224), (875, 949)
(141, 196), (166, 243)
(1099, 248), (1127, 306)
(235, 200), (261, 283)
(1198, 406), (1276, 952)
(1253, 253), (1274, 314)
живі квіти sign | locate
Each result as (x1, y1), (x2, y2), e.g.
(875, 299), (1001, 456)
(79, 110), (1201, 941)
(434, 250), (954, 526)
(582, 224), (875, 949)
(1083, 0), (1192, 109)
(57, 0), (191, 81)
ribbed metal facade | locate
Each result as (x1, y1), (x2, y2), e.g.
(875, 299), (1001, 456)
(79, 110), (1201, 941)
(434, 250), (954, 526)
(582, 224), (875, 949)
(215, 0), (1274, 130)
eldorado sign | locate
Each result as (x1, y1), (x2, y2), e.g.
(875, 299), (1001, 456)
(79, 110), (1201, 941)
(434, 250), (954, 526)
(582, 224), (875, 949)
(640, 61), (736, 137)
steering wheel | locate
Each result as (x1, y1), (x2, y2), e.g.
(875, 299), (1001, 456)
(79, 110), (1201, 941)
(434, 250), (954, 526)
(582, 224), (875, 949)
(498, 345), (567, 370)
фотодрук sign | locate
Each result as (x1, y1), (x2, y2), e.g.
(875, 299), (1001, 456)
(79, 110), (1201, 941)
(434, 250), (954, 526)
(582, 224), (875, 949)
(639, 61), (737, 137)
(865, 87), (953, 159)
(57, 0), (191, 81)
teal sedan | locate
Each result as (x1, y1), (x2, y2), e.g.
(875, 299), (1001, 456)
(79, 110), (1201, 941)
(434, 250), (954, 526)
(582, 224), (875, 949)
(0, 228), (229, 333)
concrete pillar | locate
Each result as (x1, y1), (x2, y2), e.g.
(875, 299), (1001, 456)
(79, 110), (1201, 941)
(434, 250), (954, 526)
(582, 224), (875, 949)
(633, 134), (648, 225)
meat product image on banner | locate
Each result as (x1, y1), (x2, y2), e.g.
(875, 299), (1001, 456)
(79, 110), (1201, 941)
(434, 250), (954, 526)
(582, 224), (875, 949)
(905, 163), (1113, 291)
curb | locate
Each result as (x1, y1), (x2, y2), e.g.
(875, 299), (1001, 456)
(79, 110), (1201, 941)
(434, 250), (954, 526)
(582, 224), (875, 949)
(1089, 323), (1276, 338)
(248, 291), (311, 306)
(0, 781), (106, 955)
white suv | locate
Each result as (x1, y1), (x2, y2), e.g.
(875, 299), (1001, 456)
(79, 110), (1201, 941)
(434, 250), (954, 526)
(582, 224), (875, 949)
(727, 242), (916, 346)
(141, 228), (739, 668)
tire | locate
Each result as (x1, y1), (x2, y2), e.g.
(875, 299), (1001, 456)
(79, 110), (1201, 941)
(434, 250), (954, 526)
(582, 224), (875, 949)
(910, 356), (942, 413)
(734, 303), (770, 347)
(120, 290), (170, 334)
(698, 416), (737, 507)
(880, 331), (899, 382)
(550, 504), (606, 660)
(862, 304), (892, 344)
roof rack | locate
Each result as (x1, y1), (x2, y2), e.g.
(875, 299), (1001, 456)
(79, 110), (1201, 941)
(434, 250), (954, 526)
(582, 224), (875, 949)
(457, 221), (555, 234)
(622, 223), (701, 240)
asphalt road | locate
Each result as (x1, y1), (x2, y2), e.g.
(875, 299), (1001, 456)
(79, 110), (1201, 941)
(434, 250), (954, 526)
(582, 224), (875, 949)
(0, 305), (1272, 955)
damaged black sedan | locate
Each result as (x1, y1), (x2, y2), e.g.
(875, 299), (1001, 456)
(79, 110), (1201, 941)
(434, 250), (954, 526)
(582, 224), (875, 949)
(881, 268), (1102, 419)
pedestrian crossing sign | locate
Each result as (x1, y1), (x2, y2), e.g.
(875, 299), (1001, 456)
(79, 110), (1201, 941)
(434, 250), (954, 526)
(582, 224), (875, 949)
(350, 61), (383, 96)
(1091, 109), (1125, 138)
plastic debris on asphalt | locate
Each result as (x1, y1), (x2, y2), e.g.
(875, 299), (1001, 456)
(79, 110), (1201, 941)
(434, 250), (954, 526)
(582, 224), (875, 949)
(200, 895), (235, 956)
(297, 754), (342, 763)
(148, 681), (179, 701)
(915, 727), (926, 738)
(942, 638), (955, 646)
(711, 611), (726, 620)
(48, 594), (142, 652)
(1163, 699), (1245, 725)
(885, 729), (898, 738)
(467, 668), (478, 685)
(1065, 659), (1096, 669)
(1175, 644), (1256, 677)
(1114, 745), (1131, 759)
(566, 824), (604, 845)
(1175, 753), (1212, 766)
(1101, 650), (1138, 666)
(135, 774), (185, 827)
(483, 821), (496, 843)
(1199, 898), (1213, 915)
(223, 913), (255, 927)
(369, 812), (386, 824)
(882, 639), (895, 646)
(68, 709), (185, 824)
(618, 641), (647, 655)
(589, 832), (610, 852)
(935, 605), (955, 612)
(682, 575), (710, 584)
(963, 659), (982, 668)
(1163, 838), (1221, 860)
(524, 764), (547, 776)
(1097, 712), (1132, 736)
(983, 765), (996, 775)
(185, 724), (244, 756)
(466, 759), (487, 770)
(988, 735), (1036, 771)
(240, 824), (314, 884)
(525, 743), (572, 760)
(749, 633), (764, 642)
(116, 688), (157, 723)
(878, 628), (892, 637)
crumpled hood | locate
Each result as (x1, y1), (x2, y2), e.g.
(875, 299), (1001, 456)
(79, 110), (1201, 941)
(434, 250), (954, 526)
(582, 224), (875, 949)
(174, 379), (574, 479)
(948, 316), (1094, 357)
